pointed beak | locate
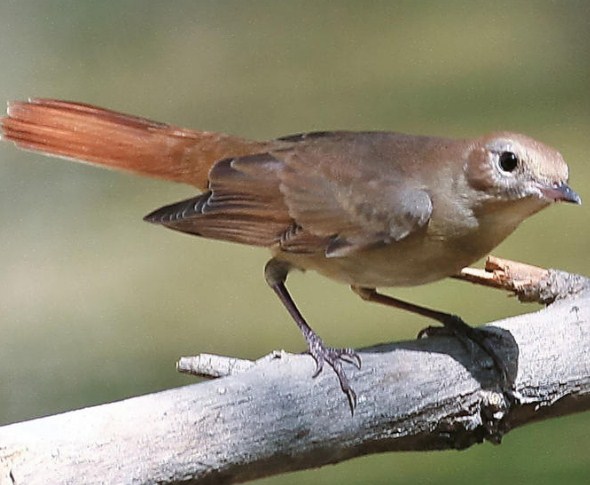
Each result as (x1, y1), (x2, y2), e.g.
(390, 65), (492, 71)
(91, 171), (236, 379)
(540, 182), (582, 205)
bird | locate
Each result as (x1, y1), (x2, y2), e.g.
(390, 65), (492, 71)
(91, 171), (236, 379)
(1, 98), (581, 411)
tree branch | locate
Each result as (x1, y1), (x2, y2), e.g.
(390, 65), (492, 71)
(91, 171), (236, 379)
(1, 260), (589, 484)
(454, 255), (590, 303)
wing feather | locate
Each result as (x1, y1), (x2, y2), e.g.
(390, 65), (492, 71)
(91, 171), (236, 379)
(276, 133), (433, 254)
(145, 132), (433, 256)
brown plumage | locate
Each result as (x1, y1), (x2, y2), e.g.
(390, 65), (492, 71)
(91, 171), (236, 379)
(1, 99), (580, 411)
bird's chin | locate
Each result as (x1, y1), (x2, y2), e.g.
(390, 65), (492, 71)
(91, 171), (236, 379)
(522, 194), (551, 215)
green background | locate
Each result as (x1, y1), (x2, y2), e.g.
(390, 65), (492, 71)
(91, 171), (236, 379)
(0, 1), (588, 483)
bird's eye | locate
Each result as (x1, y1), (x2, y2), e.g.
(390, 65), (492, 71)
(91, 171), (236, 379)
(498, 151), (518, 173)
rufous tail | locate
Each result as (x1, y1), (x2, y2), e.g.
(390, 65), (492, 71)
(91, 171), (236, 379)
(0, 99), (268, 189)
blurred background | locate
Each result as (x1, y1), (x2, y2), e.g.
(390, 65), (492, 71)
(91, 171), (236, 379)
(0, 1), (588, 483)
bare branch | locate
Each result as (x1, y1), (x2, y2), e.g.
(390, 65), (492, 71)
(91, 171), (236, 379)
(454, 256), (590, 303)
(1, 259), (589, 483)
(1, 287), (589, 484)
(177, 353), (257, 378)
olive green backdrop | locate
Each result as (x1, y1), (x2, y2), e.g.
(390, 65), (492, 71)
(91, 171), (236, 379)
(0, 1), (588, 484)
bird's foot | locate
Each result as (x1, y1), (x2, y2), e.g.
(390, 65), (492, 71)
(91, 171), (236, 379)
(306, 334), (361, 413)
(418, 316), (510, 387)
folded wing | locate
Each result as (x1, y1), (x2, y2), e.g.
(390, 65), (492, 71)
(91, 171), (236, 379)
(146, 132), (433, 257)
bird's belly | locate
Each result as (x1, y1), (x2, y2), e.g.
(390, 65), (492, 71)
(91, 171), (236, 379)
(277, 233), (494, 288)
(275, 198), (542, 288)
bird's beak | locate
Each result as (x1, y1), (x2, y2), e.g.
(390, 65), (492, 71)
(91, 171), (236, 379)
(540, 182), (582, 204)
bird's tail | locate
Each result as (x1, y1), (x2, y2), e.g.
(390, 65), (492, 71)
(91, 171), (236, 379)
(1, 98), (267, 189)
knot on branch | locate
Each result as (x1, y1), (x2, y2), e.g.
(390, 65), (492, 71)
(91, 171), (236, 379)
(436, 389), (510, 450)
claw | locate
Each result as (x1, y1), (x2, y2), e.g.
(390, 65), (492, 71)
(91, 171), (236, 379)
(311, 354), (324, 378)
(306, 341), (361, 414)
(344, 387), (357, 413)
(339, 350), (362, 370)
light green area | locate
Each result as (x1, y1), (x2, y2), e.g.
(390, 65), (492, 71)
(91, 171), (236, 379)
(0, 1), (588, 483)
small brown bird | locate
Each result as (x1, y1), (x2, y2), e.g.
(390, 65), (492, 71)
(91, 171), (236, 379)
(1, 99), (581, 410)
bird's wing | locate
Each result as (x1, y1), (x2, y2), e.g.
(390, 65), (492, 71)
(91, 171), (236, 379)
(144, 153), (303, 248)
(146, 132), (433, 256)
(276, 133), (433, 256)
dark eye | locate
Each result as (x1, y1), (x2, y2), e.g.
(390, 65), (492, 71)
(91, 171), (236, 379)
(499, 151), (518, 172)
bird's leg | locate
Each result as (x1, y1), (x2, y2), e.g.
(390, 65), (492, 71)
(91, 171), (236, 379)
(352, 286), (509, 386)
(265, 258), (361, 412)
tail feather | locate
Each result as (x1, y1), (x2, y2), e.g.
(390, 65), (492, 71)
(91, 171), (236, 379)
(1, 99), (268, 189)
